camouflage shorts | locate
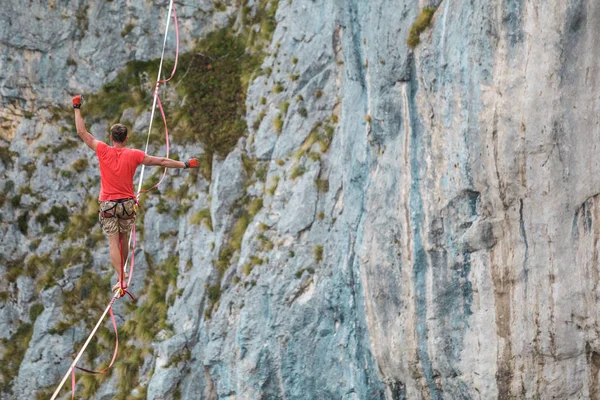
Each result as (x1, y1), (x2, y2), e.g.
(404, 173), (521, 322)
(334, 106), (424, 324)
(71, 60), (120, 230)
(98, 199), (137, 237)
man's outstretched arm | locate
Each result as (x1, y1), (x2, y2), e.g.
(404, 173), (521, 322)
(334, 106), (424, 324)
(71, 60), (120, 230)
(142, 155), (199, 169)
(72, 95), (99, 151)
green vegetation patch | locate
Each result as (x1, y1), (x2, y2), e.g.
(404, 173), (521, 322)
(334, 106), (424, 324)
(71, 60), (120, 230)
(37, 138), (80, 161)
(273, 113), (284, 134)
(292, 120), (336, 172)
(39, 246), (93, 291)
(252, 111), (266, 131)
(172, 29), (260, 157)
(9, 194), (20, 208)
(273, 82), (284, 94)
(204, 283), (222, 319)
(290, 165), (306, 180)
(29, 304), (44, 321)
(407, 7), (437, 49)
(241, 153), (257, 177)
(240, 0), (279, 52)
(1, 265), (50, 393)
(4, 256), (26, 283)
(75, 5), (89, 35)
(58, 196), (99, 242)
(23, 163), (36, 179)
(257, 233), (274, 251)
(190, 208), (213, 231)
(17, 212), (29, 235)
(313, 245), (324, 263)
(295, 267), (315, 278)
(214, 193), (264, 278)
(242, 255), (264, 276)
(48, 205), (70, 224)
(71, 158), (89, 173)
(267, 176), (280, 196)
(84, 59), (161, 124)
(255, 164), (268, 181)
(121, 22), (135, 37)
(316, 178), (329, 193)
(122, 255), (179, 343)
(0, 146), (17, 167)
(0, 323), (34, 393)
(114, 344), (145, 399)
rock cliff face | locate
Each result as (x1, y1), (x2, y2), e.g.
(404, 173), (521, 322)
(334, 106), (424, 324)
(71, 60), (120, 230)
(2, 0), (600, 399)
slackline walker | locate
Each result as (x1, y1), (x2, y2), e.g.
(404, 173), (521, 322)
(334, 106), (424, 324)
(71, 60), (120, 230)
(50, 1), (196, 398)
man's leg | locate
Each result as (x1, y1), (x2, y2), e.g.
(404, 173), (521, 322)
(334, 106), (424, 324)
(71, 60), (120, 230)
(120, 229), (131, 278)
(99, 202), (122, 285)
(100, 201), (132, 292)
(107, 233), (123, 282)
(117, 213), (135, 288)
(98, 201), (121, 281)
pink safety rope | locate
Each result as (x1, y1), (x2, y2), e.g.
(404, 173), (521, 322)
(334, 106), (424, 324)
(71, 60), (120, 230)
(124, 0), (179, 289)
(135, 1), (179, 198)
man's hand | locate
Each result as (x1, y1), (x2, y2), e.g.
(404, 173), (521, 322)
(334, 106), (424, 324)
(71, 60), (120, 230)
(184, 158), (199, 169)
(72, 95), (83, 109)
(73, 96), (99, 151)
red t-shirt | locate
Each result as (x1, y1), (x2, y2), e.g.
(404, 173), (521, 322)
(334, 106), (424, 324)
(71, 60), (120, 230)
(96, 142), (145, 201)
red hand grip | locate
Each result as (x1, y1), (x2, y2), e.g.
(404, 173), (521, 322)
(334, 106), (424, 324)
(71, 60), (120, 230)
(186, 158), (199, 168)
(72, 95), (83, 108)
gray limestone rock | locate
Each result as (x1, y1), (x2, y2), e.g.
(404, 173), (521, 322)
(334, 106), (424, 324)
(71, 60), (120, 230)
(277, 162), (319, 235)
(133, 111), (152, 134)
(252, 109), (279, 160)
(210, 148), (246, 234)
(147, 334), (189, 400)
(15, 276), (34, 305)
(90, 121), (109, 138)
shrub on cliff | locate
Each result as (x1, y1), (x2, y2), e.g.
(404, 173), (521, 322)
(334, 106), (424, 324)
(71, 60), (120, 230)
(174, 29), (260, 157)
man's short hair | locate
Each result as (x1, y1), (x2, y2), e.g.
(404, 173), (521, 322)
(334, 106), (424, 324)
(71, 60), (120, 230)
(110, 124), (128, 143)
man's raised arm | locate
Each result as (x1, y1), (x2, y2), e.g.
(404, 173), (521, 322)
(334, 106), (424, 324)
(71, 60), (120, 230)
(72, 95), (99, 151)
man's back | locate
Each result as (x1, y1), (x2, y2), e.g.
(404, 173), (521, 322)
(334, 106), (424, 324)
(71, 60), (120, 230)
(96, 141), (145, 201)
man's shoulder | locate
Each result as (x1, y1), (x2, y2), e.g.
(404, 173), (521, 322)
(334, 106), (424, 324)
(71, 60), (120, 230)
(126, 147), (145, 156)
(95, 141), (108, 155)
(126, 147), (145, 162)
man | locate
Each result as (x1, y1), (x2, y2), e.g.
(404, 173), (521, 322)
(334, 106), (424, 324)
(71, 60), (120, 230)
(72, 94), (198, 291)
